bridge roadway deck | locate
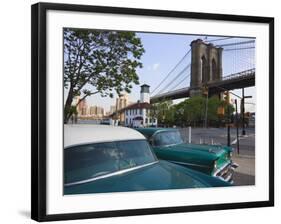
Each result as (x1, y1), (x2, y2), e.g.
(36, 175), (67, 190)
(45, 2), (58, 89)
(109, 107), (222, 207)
(151, 71), (255, 103)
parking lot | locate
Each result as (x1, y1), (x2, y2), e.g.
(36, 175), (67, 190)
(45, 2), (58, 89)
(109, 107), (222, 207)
(179, 127), (255, 186)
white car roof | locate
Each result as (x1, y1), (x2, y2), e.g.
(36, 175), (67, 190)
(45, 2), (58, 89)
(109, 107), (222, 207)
(64, 125), (145, 148)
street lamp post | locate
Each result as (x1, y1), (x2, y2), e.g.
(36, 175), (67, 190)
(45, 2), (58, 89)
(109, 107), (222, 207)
(223, 91), (231, 146)
(203, 85), (209, 129)
(235, 99), (240, 154)
(242, 88), (246, 136)
(241, 88), (252, 136)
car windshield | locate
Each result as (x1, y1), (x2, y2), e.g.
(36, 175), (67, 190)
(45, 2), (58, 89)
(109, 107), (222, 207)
(64, 140), (156, 184)
(153, 130), (183, 147)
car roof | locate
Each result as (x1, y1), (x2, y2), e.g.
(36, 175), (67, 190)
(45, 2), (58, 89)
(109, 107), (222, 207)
(136, 127), (177, 138)
(64, 125), (145, 148)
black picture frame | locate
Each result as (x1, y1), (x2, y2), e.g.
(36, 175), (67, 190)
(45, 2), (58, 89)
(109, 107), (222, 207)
(31, 2), (274, 222)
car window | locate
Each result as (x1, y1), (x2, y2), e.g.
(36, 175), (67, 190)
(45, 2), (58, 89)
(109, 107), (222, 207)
(153, 130), (183, 147)
(64, 140), (156, 184)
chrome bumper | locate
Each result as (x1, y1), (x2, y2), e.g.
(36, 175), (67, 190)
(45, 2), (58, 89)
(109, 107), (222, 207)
(213, 162), (239, 183)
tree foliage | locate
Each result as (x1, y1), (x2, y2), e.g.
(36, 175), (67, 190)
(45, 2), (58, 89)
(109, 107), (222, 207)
(150, 100), (175, 126)
(152, 96), (234, 127)
(63, 28), (145, 123)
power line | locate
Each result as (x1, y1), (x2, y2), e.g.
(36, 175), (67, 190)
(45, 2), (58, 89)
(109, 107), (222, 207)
(151, 48), (191, 94)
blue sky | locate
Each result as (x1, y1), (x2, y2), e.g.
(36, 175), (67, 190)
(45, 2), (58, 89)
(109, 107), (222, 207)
(65, 32), (256, 112)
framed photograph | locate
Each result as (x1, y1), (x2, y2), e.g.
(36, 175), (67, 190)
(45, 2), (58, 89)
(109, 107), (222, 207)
(31, 2), (274, 222)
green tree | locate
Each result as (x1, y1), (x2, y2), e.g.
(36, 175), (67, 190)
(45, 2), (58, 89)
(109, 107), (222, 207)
(183, 96), (205, 126)
(173, 95), (234, 127)
(207, 96), (222, 123)
(151, 100), (173, 126)
(63, 28), (145, 123)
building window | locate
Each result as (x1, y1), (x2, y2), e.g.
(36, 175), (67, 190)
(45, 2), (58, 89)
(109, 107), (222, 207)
(140, 109), (143, 115)
(145, 118), (148, 124)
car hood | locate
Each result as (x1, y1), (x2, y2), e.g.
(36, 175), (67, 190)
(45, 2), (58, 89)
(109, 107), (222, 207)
(172, 143), (226, 155)
(64, 160), (230, 195)
(155, 143), (229, 166)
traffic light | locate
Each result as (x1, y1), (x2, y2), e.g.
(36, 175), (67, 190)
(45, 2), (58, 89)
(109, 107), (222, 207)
(223, 91), (230, 104)
(202, 85), (208, 96)
(217, 106), (225, 116)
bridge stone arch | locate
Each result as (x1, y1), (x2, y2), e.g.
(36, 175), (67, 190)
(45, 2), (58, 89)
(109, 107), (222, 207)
(212, 58), (218, 80)
(201, 55), (208, 83)
(190, 39), (223, 96)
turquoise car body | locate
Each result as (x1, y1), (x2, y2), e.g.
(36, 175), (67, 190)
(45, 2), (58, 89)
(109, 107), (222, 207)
(135, 128), (237, 182)
(64, 131), (231, 195)
(65, 160), (231, 195)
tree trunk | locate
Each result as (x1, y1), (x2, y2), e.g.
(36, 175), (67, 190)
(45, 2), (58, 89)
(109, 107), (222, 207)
(64, 87), (74, 124)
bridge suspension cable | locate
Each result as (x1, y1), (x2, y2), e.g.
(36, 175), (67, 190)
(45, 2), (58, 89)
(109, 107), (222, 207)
(167, 72), (191, 92)
(151, 37), (255, 100)
(151, 48), (191, 95)
(207, 37), (233, 42)
(155, 63), (191, 95)
(218, 40), (255, 47)
(221, 38), (255, 78)
(224, 46), (255, 51)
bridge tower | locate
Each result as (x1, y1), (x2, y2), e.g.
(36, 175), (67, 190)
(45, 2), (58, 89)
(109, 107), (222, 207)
(190, 39), (223, 97)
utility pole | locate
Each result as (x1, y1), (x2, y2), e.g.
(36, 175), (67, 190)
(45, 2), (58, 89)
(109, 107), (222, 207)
(235, 99), (240, 154)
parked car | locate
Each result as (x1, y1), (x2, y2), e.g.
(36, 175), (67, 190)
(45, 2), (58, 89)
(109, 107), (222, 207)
(64, 125), (231, 195)
(135, 128), (238, 183)
(100, 118), (111, 125)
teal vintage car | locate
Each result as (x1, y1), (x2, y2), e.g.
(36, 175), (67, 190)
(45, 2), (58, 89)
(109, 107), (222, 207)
(135, 128), (238, 183)
(64, 125), (231, 195)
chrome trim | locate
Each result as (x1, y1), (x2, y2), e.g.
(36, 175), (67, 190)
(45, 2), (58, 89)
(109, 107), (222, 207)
(64, 138), (146, 150)
(157, 142), (183, 148)
(213, 162), (232, 176)
(213, 162), (238, 182)
(217, 174), (233, 183)
(65, 161), (158, 187)
(168, 160), (210, 168)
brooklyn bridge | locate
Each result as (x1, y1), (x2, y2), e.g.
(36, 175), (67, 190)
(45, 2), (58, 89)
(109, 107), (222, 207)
(150, 38), (255, 103)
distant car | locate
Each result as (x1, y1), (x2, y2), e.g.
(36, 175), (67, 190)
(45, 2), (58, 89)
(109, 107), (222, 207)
(135, 128), (238, 183)
(100, 118), (110, 125)
(64, 125), (231, 195)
